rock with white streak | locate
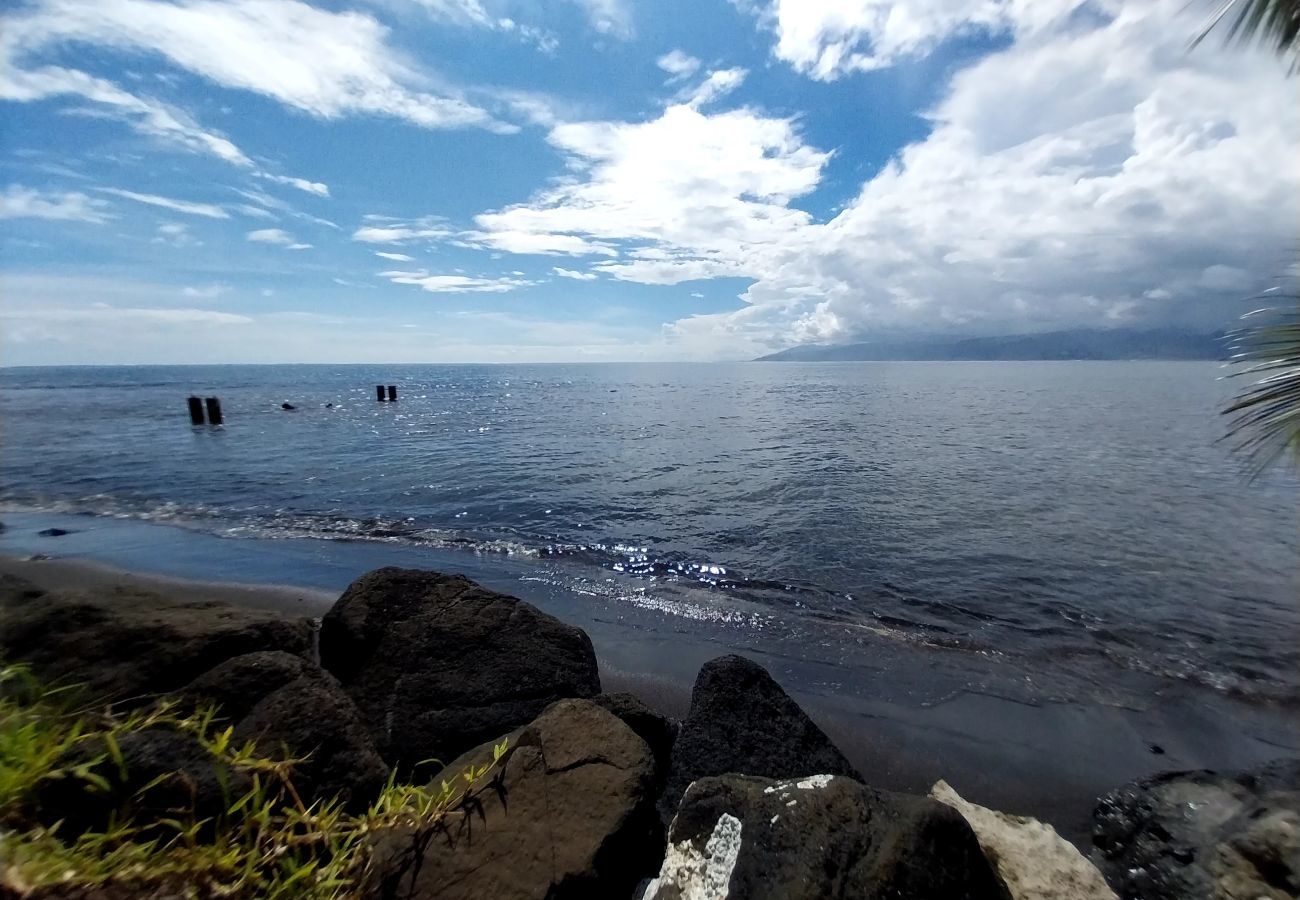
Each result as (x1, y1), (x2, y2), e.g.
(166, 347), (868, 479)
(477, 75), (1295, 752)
(642, 773), (1010, 900)
(931, 779), (1118, 900)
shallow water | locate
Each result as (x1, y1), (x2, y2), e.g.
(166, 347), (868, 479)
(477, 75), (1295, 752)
(2, 361), (1297, 709)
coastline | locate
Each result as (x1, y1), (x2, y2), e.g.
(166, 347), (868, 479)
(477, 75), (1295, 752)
(3, 509), (1297, 849)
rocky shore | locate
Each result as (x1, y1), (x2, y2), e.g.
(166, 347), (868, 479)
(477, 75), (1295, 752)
(1, 564), (1296, 899)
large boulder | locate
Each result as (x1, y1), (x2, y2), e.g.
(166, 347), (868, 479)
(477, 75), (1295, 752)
(660, 655), (858, 823)
(931, 779), (1117, 900)
(1092, 758), (1300, 900)
(0, 576), (313, 705)
(318, 567), (600, 772)
(593, 691), (677, 783)
(182, 652), (389, 812)
(372, 698), (660, 900)
(643, 773), (1011, 900)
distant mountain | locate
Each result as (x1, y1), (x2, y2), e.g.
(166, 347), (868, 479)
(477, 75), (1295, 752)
(755, 329), (1227, 362)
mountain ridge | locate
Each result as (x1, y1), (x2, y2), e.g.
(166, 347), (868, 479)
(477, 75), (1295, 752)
(755, 328), (1227, 362)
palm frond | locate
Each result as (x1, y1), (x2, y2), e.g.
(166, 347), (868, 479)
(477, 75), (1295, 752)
(1222, 276), (1300, 477)
(1190, 0), (1300, 72)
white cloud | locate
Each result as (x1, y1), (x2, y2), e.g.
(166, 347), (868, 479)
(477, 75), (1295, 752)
(379, 270), (534, 293)
(0, 184), (110, 222)
(449, 1), (1296, 358)
(287, 243), (312, 250)
(409, 0), (559, 52)
(745, 0), (1070, 80)
(352, 216), (454, 243)
(682, 67), (747, 107)
(153, 222), (200, 246)
(669, 0), (1300, 354)
(247, 228), (294, 245)
(255, 172), (329, 197)
(569, 0), (632, 38)
(468, 103), (827, 270)
(0, 61), (253, 166)
(375, 251), (416, 261)
(657, 50), (701, 79)
(553, 267), (598, 280)
(2, 0), (508, 132)
(181, 283), (229, 299)
(98, 187), (228, 218)
(1, 302), (251, 326)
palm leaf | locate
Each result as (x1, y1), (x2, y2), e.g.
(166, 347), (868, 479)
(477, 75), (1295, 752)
(1191, 0), (1300, 72)
(1223, 275), (1300, 476)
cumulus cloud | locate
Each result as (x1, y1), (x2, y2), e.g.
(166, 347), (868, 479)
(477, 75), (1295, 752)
(1, 184), (111, 222)
(441, 1), (1297, 357)
(668, 0), (1300, 354)
(553, 267), (598, 280)
(98, 187), (227, 218)
(375, 251), (416, 261)
(246, 228), (293, 245)
(378, 270), (535, 293)
(1, 0), (508, 132)
(743, 0), (1069, 80)
(467, 103), (828, 271)
(657, 49), (701, 79)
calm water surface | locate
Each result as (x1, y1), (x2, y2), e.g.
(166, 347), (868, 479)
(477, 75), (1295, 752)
(2, 362), (1296, 707)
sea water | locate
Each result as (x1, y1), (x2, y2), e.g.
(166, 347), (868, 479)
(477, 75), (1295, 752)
(2, 361), (1297, 712)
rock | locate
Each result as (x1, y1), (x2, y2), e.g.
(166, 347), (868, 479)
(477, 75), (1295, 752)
(930, 779), (1117, 900)
(593, 691), (677, 781)
(643, 773), (1010, 900)
(37, 528), (72, 537)
(373, 699), (660, 900)
(319, 567), (600, 772)
(182, 652), (389, 811)
(660, 654), (858, 823)
(1092, 757), (1300, 900)
(0, 579), (314, 705)
(34, 726), (251, 838)
(179, 650), (321, 722)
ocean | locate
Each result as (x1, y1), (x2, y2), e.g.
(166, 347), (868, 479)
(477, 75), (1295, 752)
(2, 361), (1297, 712)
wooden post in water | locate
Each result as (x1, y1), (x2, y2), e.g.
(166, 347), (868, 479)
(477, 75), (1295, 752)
(387, 385), (398, 402)
(205, 397), (223, 426)
(187, 396), (205, 425)
(376, 385), (386, 402)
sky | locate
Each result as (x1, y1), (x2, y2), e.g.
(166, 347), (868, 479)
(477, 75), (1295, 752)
(1, 0), (1296, 364)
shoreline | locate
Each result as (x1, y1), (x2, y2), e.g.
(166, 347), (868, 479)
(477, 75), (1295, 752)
(3, 510), (1298, 849)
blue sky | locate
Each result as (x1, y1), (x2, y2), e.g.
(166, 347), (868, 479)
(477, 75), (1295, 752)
(1, 0), (1296, 364)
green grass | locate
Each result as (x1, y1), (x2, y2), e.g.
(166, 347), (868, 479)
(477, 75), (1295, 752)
(0, 663), (508, 898)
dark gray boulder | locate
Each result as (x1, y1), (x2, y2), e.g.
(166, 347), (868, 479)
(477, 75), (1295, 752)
(182, 652), (389, 812)
(644, 773), (1011, 900)
(180, 650), (321, 723)
(660, 654), (859, 823)
(1092, 758), (1300, 900)
(593, 691), (677, 782)
(34, 726), (251, 839)
(372, 699), (660, 900)
(0, 577), (314, 705)
(318, 567), (600, 773)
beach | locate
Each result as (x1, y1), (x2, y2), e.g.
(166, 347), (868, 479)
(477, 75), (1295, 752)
(5, 509), (1296, 849)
